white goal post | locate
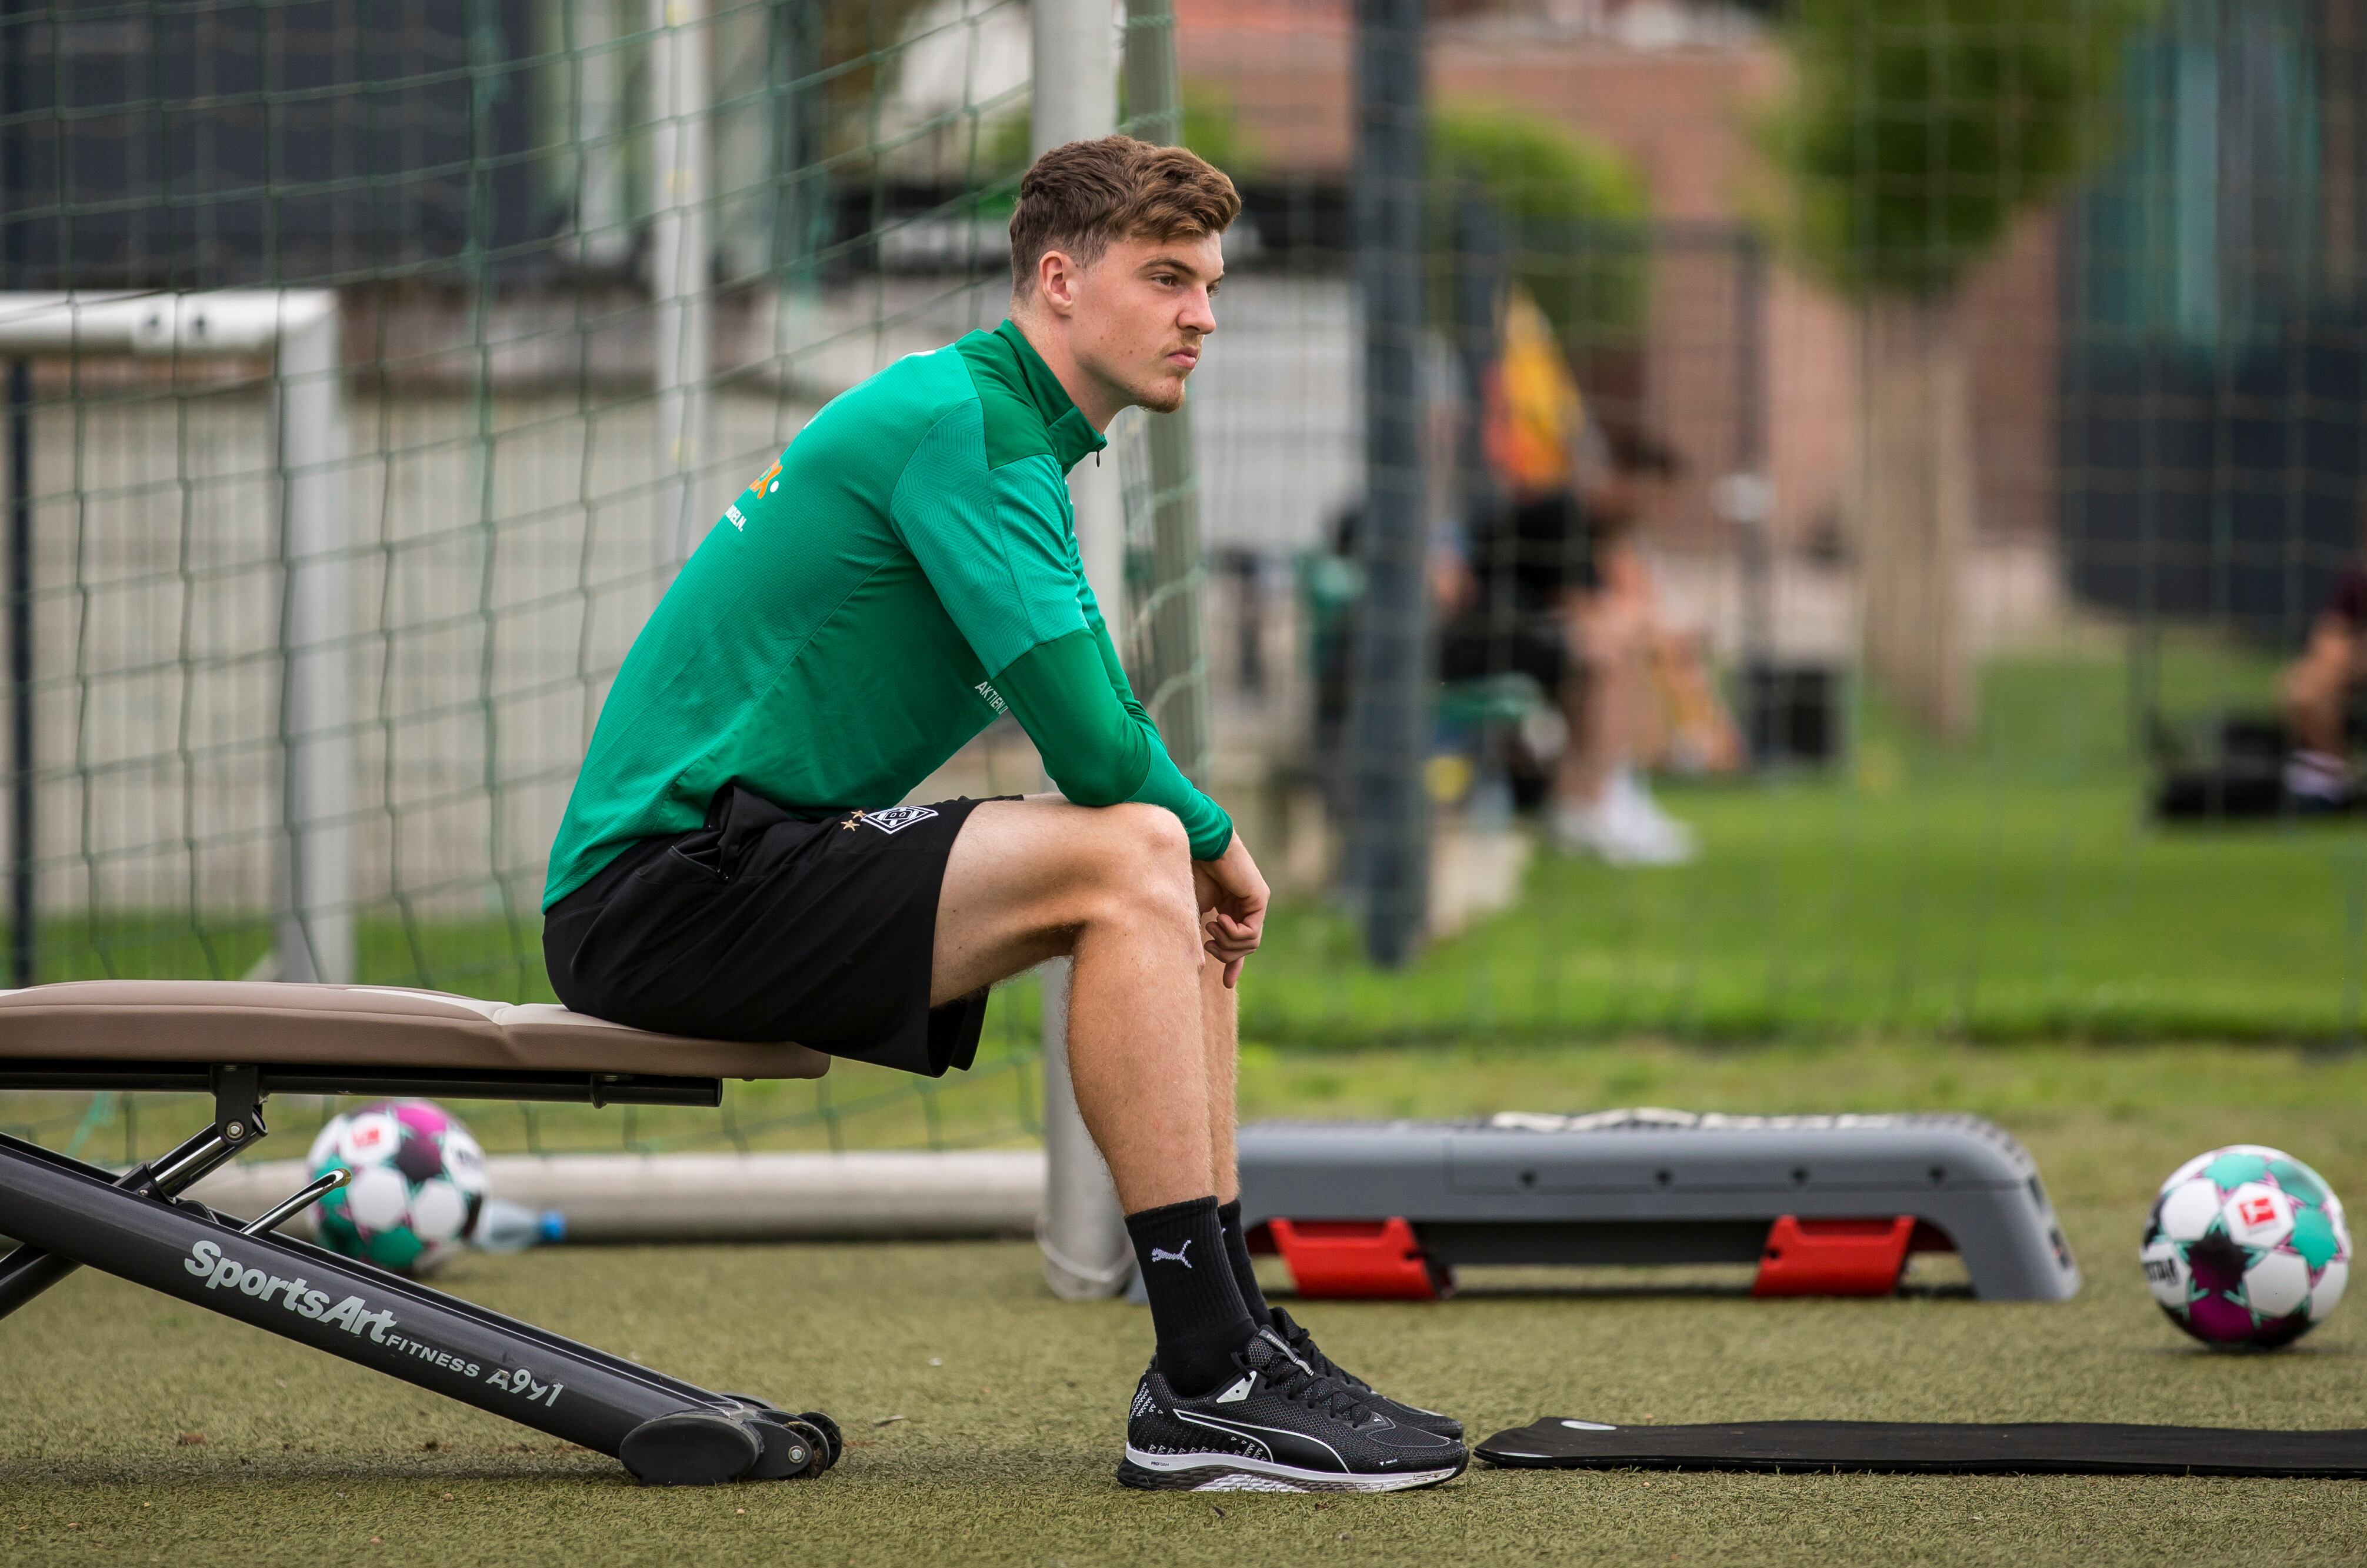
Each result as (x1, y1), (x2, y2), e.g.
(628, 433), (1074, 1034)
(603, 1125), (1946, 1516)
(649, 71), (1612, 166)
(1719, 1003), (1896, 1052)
(1029, 0), (1136, 1302)
(0, 291), (352, 985)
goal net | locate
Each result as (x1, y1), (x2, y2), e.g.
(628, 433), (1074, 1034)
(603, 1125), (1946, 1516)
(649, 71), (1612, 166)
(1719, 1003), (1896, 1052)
(0, 0), (1119, 1166)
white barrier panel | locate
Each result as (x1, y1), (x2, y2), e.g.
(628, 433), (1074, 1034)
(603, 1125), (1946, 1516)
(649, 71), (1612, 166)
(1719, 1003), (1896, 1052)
(189, 1150), (1046, 1243)
(0, 290), (351, 984)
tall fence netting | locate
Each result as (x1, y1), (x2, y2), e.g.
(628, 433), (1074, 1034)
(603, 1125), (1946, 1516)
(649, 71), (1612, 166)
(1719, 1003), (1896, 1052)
(9, 0), (2367, 1174)
(0, 0), (1064, 1161)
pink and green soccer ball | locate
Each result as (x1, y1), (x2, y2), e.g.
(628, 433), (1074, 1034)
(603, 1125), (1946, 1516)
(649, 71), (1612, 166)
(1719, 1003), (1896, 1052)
(2141, 1145), (2351, 1349)
(307, 1100), (488, 1276)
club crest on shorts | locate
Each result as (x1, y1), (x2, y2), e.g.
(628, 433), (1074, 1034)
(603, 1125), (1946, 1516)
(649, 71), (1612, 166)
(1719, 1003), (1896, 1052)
(856, 805), (939, 836)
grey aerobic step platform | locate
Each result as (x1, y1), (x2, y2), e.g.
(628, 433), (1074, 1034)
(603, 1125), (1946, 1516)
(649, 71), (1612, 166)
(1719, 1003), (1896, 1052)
(1234, 1110), (2079, 1302)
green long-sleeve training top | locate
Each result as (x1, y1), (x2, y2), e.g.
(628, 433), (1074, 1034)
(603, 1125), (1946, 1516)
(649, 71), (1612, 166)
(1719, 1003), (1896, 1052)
(542, 318), (1232, 910)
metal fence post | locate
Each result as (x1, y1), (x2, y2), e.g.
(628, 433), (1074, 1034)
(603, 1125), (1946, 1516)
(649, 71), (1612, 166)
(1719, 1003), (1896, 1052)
(1033, 0), (1132, 1302)
(571, 0), (633, 272)
(4, 6), (31, 988)
(1122, 0), (1213, 778)
(1346, 0), (1431, 967)
(5, 353), (26, 989)
(649, 0), (712, 565)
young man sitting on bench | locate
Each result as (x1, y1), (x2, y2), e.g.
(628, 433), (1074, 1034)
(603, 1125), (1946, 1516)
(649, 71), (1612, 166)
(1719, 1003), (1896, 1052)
(539, 136), (1464, 1494)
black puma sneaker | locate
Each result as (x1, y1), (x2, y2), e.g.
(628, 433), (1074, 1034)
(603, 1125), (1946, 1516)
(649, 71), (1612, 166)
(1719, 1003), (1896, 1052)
(1118, 1326), (1468, 1493)
(1267, 1305), (1463, 1440)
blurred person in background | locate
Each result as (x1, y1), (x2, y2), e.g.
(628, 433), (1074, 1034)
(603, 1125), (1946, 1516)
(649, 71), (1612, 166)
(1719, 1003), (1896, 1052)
(2281, 518), (2367, 809)
(1434, 289), (1737, 863)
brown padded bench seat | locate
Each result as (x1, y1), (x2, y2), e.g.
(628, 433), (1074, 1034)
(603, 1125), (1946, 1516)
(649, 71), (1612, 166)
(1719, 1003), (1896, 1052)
(0, 980), (831, 1081)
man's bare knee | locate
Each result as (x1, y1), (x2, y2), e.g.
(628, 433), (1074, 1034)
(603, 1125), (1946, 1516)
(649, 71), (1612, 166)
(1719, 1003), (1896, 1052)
(1080, 805), (1197, 945)
(2287, 660), (2340, 712)
(1109, 803), (1194, 896)
(1109, 800), (1190, 862)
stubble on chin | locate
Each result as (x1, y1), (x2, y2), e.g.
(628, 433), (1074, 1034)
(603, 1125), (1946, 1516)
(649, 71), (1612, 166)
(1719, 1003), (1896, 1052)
(1133, 372), (1188, 415)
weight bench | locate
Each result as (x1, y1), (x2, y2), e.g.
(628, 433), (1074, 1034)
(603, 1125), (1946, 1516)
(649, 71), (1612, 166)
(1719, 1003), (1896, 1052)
(0, 979), (842, 1486)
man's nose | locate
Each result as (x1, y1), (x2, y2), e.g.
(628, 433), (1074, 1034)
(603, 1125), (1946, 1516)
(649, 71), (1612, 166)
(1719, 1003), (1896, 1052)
(1181, 286), (1216, 335)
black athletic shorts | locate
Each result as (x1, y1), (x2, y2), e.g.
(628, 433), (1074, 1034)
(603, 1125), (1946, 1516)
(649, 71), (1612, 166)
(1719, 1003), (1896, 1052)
(542, 783), (1012, 1077)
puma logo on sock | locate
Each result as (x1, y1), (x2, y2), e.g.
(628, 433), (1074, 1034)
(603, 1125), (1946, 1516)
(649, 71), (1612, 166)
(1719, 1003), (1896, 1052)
(1149, 1240), (1193, 1269)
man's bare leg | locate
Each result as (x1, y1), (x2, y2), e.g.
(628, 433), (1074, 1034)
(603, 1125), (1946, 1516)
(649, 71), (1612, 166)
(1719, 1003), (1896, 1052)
(1555, 588), (1643, 808)
(1549, 586), (1696, 863)
(931, 793), (1463, 1470)
(2285, 621), (2356, 760)
(1202, 956), (1240, 1204)
(932, 796), (1218, 1210)
(933, 793), (1271, 1398)
(2283, 620), (2359, 805)
(1197, 953), (1285, 1328)
(935, 797), (1249, 1209)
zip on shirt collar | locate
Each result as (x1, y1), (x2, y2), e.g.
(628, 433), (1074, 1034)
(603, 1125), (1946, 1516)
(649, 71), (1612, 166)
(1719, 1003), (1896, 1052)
(992, 318), (1109, 473)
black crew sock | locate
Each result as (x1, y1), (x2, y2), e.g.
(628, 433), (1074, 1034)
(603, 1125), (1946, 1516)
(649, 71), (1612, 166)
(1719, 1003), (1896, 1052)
(1215, 1199), (1275, 1329)
(1126, 1196), (1258, 1397)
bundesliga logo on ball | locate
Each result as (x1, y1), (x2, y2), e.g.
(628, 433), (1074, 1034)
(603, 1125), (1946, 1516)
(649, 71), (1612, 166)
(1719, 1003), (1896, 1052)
(307, 1100), (489, 1276)
(2141, 1145), (2351, 1349)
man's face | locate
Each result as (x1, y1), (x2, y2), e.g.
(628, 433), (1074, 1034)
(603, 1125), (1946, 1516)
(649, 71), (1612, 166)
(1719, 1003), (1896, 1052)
(1041, 231), (1223, 417)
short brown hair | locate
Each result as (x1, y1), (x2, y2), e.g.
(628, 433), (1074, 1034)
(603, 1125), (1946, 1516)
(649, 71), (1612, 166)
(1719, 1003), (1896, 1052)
(1009, 136), (1241, 299)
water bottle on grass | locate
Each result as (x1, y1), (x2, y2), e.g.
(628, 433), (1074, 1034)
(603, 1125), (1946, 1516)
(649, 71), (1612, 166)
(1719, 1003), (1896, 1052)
(475, 1197), (567, 1253)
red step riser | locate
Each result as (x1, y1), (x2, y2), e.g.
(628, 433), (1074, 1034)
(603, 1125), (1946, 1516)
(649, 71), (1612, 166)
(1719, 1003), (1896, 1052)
(1752, 1215), (1918, 1297)
(1263, 1217), (1445, 1300)
(1254, 1213), (1936, 1300)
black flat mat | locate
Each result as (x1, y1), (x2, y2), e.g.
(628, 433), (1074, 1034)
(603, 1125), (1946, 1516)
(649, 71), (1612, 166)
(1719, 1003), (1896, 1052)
(1478, 1418), (2367, 1477)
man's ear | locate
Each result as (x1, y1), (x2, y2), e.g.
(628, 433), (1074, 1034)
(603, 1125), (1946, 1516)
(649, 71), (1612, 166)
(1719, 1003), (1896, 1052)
(1037, 248), (1082, 316)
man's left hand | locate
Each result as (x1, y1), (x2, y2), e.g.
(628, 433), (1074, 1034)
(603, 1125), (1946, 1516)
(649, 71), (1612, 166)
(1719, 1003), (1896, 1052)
(1192, 833), (1269, 989)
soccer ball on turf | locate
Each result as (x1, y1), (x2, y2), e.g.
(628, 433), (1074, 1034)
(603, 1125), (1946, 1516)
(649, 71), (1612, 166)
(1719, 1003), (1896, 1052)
(307, 1100), (488, 1276)
(2141, 1144), (2351, 1349)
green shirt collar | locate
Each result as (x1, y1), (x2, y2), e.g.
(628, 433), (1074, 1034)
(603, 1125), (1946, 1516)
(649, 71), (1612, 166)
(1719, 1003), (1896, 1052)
(994, 319), (1108, 471)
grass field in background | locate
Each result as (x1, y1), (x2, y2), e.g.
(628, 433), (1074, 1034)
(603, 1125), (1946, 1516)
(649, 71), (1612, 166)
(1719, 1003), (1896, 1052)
(7, 1037), (2367, 1566)
(1249, 776), (2365, 1042)
(1250, 640), (2367, 1044)
(15, 640), (2357, 1050)
(28, 763), (2356, 1052)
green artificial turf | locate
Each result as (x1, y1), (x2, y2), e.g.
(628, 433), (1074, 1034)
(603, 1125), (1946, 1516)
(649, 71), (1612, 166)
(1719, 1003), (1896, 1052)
(7, 1037), (2367, 1566)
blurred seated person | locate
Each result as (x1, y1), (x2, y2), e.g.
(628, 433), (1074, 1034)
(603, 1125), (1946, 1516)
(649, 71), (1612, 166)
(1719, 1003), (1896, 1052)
(1433, 291), (1736, 863)
(1564, 419), (1748, 779)
(2281, 552), (2367, 808)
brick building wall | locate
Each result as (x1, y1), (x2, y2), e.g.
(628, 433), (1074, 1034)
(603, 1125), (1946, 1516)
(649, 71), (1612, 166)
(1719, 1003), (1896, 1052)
(1178, 0), (2064, 553)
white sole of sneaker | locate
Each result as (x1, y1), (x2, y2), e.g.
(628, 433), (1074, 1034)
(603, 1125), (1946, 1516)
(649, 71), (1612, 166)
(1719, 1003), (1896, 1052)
(1119, 1447), (1464, 1493)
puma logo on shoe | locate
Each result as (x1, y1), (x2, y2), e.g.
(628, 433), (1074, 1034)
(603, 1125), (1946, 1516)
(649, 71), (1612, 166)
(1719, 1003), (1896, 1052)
(1149, 1240), (1192, 1269)
(1214, 1374), (1255, 1404)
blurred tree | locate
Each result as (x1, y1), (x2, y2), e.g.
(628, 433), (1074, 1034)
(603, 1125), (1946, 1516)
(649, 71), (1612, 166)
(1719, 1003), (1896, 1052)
(1766, 0), (2153, 738)
(1164, 78), (1265, 179)
(1428, 104), (1653, 356)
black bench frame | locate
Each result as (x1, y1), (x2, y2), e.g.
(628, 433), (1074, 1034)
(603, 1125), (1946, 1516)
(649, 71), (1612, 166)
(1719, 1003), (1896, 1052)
(0, 1060), (841, 1486)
